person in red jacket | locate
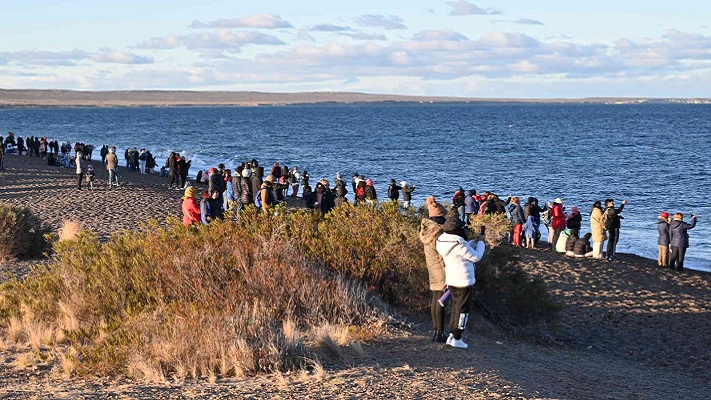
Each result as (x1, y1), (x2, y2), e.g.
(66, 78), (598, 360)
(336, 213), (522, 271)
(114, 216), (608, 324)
(550, 198), (567, 251)
(181, 186), (201, 226)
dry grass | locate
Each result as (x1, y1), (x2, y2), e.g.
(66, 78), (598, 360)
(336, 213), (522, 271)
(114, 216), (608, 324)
(57, 220), (81, 242)
(0, 203), (51, 261)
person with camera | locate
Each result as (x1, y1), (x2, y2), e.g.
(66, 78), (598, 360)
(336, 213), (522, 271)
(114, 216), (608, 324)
(668, 213), (697, 272)
(435, 217), (486, 349)
(603, 198), (627, 261)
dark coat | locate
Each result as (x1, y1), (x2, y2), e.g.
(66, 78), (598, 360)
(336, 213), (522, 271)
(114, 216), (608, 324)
(574, 236), (592, 256)
(604, 203), (626, 229)
(657, 218), (670, 246)
(464, 191), (477, 214)
(402, 185), (415, 202)
(307, 191), (335, 214)
(669, 217), (696, 248)
(387, 183), (401, 200)
(335, 179), (348, 197)
(566, 212), (582, 232)
(240, 178), (253, 204)
(508, 203), (525, 226)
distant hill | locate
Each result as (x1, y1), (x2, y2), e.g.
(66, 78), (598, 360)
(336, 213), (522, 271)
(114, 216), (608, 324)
(0, 89), (709, 107)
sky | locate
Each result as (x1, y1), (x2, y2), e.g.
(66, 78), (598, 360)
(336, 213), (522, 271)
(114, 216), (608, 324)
(1, 0), (710, 98)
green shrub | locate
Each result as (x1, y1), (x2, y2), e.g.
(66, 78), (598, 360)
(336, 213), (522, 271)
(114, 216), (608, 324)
(0, 203), (51, 261)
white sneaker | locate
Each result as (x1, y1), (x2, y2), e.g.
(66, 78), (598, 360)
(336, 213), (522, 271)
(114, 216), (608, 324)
(445, 333), (454, 346)
(448, 338), (469, 349)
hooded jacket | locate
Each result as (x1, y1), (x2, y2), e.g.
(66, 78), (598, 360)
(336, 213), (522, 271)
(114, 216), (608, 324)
(509, 203), (525, 226)
(590, 206), (605, 242)
(464, 191), (477, 214)
(419, 218), (446, 291)
(435, 233), (485, 288)
(669, 217), (697, 248)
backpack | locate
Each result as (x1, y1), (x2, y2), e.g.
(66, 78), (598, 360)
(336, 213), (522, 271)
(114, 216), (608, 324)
(541, 210), (552, 225)
(600, 209), (612, 230)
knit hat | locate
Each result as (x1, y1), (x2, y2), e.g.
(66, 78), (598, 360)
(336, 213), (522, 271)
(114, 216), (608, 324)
(426, 196), (446, 218)
(571, 206), (579, 214)
(366, 178), (373, 186)
(181, 186), (196, 200)
(209, 167), (217, 174)
(660, 211), (670, 219)
(242, 168), (252, 178)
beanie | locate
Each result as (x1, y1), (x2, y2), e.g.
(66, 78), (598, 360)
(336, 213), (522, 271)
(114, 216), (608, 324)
(661, 211), (669, 219)
(427, 196), (446, 218)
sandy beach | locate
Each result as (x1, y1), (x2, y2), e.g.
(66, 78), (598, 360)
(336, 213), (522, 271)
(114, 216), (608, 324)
(1, 153), (709, 399)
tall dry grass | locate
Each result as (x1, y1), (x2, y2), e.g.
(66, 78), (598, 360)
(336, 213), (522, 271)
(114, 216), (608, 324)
(0, 203), (51, 261)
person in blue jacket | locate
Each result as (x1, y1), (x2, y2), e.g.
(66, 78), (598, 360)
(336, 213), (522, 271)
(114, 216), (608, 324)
(668, 212), (697, 272)
(523, 215), (539, 249)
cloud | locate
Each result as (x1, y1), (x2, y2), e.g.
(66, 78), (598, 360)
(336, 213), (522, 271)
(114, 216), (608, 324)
(190, 14), (293, 29)
(2, 49), (90, 67)
(355, 14), (407, 30)
(140, 30), (286, 53)
(446, 1), (501, 16)
(311, 24), (352, 32)
(340, 32), (388, 41)
(412, 30), (468, 41)
(92, 51), (153, 64)
(514, 18), (544, 26)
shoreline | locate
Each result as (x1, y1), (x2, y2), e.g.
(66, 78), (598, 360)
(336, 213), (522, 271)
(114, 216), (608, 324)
(0, 152), (706, 272)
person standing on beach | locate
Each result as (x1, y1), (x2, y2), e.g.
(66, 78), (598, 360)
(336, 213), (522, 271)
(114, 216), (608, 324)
(181, 187), (201, 226)
(387, 179), (401, 202)
(100, 144), (108, 164)
(105, 146), (120, 188)
(668, 213), (697, 272)
(138, 148), (147, 174)
(75, 151), (85, 190)
(436, 217), (486, 349)
(419, 196), (448, 343)
(401, 181), (415, 209)
(334, 172), (348, 207)
(657, 211), (671, 267)
(549, 198), (566, 251)
(590, 201), (606, 259)
(508, 197), (525, 247)
(168, 152), (179, 189)
(603, 198), (627, 261)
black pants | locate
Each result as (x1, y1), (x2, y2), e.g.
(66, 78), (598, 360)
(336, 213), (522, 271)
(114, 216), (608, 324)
(169, 170), (178, 187)
(669, 246), (687, 271)
(606, 228), (620, 259)
(77, 173), (83, 189)
(449, 286), (472, 340)
(431, 290), (444, 332)
(551, 227), (564, 250)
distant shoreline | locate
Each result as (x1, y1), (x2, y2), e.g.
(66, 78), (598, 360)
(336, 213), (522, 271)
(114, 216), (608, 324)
(1, 89), (710, 107)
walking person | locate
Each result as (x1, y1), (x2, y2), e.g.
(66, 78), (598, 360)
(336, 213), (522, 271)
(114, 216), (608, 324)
(604, 198), (627, 260)
(105, 146), (120, 188)
(75, 151), (85, 190)
(657, 211), (671, 267)
(668, 213), (697, 272)
(435, 217), (486, 349)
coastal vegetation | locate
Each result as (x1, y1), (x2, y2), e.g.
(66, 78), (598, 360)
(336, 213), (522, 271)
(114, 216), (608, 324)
(0, 201), (559, 381)
(0, 204), (51, 261)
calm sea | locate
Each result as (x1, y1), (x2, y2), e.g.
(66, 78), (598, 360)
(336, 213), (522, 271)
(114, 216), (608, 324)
(1, 103), (710, 271)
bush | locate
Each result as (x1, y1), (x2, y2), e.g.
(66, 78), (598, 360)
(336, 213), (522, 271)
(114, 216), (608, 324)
(0, 203), (51, 261)
(0, 220), (386, 379)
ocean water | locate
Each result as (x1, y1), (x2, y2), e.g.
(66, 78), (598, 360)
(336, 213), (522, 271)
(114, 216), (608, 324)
(1, 103), (710, 271)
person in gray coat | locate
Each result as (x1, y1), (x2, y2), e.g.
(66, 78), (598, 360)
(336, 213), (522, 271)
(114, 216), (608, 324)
(668, 212), (697, 272)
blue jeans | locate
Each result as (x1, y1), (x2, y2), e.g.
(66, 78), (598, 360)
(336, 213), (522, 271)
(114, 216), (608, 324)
(108, 169), (120, 186)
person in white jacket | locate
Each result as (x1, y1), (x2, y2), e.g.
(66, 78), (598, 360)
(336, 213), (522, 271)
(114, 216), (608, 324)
(435, 218), (486, 349)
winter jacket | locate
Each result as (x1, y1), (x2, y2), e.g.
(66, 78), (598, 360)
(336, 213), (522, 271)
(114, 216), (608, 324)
(402, 185), (415, 202)
(105, 153), (118, 170)
(306, 191), (335, 214)
(365, 185), (377, 200)
(509, 203), (525, 226)
(387, 183), (401, 200)
(181, 198), (201, 226)
(604, 203), (626, 229)
(240, 179), (253, 205)
(523, 215), (538, 237)
(574, 236), (592, 256)
(335, 178), (348, 197)
(657, 218), (671, 246)
(565, 233), (578, 253)
(524, 201), (546, 222)
(590, 207), (605, 242)
(464, 191), (477, 214)
(566, 212), (582, 233)
(669, 217), (697, 248)
(225, 181), (235, 202)
(419, 219), (446, 291)
(436, 232), (485, 288)
(551, 203), (566, 230)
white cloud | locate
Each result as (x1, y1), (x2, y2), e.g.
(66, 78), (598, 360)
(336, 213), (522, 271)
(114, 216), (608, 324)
(140, 30), (286, 53)
(340, 32), (388, 41)
(446, 1), (501, 16)
(514, 18), (544, 26)
(92, 51), (153, 64)
(190, 14), (293, 29)
(355, 14), (407, 30)
(311, 24), (351, 32)
(412, 30), (468, 41)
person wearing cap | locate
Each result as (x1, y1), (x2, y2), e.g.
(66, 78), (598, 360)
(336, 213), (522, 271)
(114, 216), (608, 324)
(181, 186), (201, 226)
(401, 181), (416, 209)
(549, 198), (567, 251)
(669, 213), (697, 272)
(657, 211), (671, 267)
(419, 196), (447, 343)
(435, 217), (486, 349)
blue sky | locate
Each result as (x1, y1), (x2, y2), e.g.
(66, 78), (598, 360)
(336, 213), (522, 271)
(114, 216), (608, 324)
(1, 0), (709, 98)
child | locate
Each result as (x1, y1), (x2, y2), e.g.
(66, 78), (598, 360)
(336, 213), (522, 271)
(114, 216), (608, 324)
(86, 164), (95, 190)
(523, 215), (538, 248)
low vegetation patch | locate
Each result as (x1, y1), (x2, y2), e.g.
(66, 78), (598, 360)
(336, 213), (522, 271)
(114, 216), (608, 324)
(0, 203), (51, 261)
(0, 202), (559, 380)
